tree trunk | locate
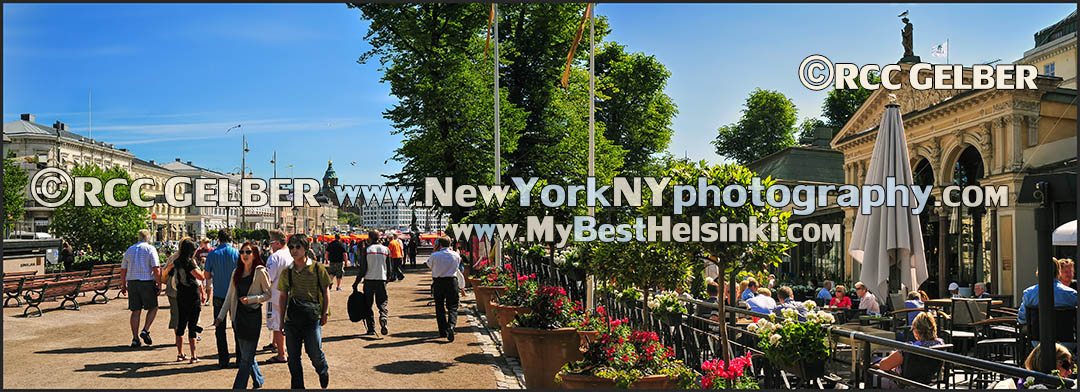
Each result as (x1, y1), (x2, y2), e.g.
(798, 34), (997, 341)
(642, 288), (651, 323)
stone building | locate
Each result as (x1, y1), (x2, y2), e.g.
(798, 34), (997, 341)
(130, 158), (187, 241)
(831, 63), (1076, 299)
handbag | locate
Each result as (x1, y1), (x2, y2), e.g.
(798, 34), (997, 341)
(285, 265), (324, 327)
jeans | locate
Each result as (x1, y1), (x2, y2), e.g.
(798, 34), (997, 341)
(212, 296), (232, 366)
(233, 334), (264, 389)
(285, 322), (329, 389)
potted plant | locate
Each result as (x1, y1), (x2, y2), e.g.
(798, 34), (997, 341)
(508, 285), (582, 389)
(569, 305), (610, 350)
(477, 263), (514, 327)
(557, 319), (697, 389)
(491, 273), (538, 357)
(648, 290), (687, 326)
(554, 246), (587, 281)
(699, 352), (759, 389)
(748, 302), (835, 380)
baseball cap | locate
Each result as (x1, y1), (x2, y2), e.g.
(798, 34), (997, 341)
(948, 282), (959, 291)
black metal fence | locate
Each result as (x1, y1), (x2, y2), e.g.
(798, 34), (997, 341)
(501, 246), (1077, 389)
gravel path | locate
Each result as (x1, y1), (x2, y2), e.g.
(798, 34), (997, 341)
(3, 259), (505, 389)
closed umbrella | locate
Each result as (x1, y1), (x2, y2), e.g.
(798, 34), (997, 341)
(849, 101), (929, 303)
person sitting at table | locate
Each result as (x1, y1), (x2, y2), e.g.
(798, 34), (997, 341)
(1025, 343), (1074, 379)
(741, 278), (759, 301)
(1017, 257), (1078, 325)
(948, 282), (961, 298)
(855, 281), (881, 315)
(1058, 257), (1075, 288)
(774, 286), (807, 321)
(817, 280), (834, 303)
(973, 282), (991, 299)
(746, 287), (777, 315)
(872, 312), (945, 388)
(830, 285), (852, 309)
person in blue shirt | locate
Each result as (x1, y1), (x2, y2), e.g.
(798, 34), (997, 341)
(773, 286), (808, 321)
(746, 287), (777, 315)
(817, 280), (834, 303)
(204, 230), (240, 369)
(1017, 258), (1078, 325)
(741, 278), (759, 301)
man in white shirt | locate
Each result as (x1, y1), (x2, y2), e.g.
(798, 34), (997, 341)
(353, 230), (392, 336)
(263, 229), (292, 363)
(121, 229), (162, 348)
(426, 236), (461, 342)
(854, 281), (881, 315)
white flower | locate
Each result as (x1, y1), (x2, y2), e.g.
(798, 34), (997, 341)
(822, 313), (836, 324)
(747, 323), (758, 333)
(782, 308), (799, 320)
(803, 300), (816, 311)
(769, 334), (782, 345)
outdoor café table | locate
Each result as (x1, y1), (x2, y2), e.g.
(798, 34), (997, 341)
(924, 298), (1003, 307)
(835, 322), (898, 356)
(822, 306), (851, 324)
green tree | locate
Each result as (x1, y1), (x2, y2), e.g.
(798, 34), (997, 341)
(351, 3), (528, 222)
(338, 211), (363, 227)
(3, 156), (29, 234)
(822, 71), (880, 130)
(713, 88), (798, 165)
(797, 117), (827, 141)
(50, 163), (148, 253)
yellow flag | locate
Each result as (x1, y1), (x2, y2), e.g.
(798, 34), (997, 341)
(561, 3), (592, 89)
(485, 3), (495, 60)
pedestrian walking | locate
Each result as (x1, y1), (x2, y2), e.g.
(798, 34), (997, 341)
(325, 235), (349, 291)
(263, 229), (292, 364)
(215, 241), (272, 389)
(279, 234), (331, 389)
(60, 241), (75, 272)
(426, 236), (461, 341)
(204, 229), (240, 369)
(388, 234), (405, 281)
(407, 233), (418, 268)
(352, 230), (391, 336)
(171, 238), (208, 363)
(120, 229), (162, 348)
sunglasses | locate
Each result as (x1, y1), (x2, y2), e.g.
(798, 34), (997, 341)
(288, 244), (305, 250)
(240, 250), (255, 255)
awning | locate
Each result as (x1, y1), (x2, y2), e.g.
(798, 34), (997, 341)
(1054, 220), (1077, 246)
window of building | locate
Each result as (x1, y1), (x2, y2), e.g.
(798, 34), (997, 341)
(1044, 63), (1055, 77)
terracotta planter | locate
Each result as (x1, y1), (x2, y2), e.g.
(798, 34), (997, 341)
(473, 285), (506, 316)
(510, 327), (583, 389)
(558, 373), (678, 389)
(492, 303), (532, 357)
(577, 330), (600, 351)
(465, 277), (481, 290)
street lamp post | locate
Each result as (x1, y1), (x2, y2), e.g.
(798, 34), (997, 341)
(226, 124), (247, 230)
(292, 206), (299, 234)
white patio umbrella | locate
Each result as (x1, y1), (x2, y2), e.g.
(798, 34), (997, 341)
(1053, 220), (1077, 246)
(849, 100), (930, 302)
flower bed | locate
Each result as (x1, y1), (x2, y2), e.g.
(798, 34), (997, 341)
(558, 318), (697, 389)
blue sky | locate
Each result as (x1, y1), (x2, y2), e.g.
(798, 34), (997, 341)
(4, 3), (1074, 185)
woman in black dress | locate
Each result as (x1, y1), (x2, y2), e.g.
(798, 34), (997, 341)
(215, 241), (271, 389)
(172, 238), (208, 363)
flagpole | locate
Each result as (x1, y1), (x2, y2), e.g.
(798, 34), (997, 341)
(946, 39), (949, 64)
(493, 3), (503, 271)
(585, 3), (596, 311)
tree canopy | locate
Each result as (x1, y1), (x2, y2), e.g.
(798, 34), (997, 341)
(50, 163), (148, 253)
(822, 71), (880, 130)
(713, 88), (798, 165)
(3, 156), (28, 234)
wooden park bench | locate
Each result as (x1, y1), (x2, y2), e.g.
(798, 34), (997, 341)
(48, 270), (90, 282)
(3, 272), (37, 307)
(78, 275), (115, 304)
(22, 279), (84, 317)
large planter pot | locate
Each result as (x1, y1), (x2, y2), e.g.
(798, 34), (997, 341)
(779, 359), (826, 380)
(492, 303), (532, 357)
(465, 277), (481, 290)
(558, 373), (678, 389)
(510, 327), (583, 389)
(577, 330), (600, 351)
(473, 285), (505, 314)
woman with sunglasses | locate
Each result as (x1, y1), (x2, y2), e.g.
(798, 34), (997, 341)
(214, 242), (271, 389)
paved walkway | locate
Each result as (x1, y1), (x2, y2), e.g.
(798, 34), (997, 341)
(3, 258), (517, 389)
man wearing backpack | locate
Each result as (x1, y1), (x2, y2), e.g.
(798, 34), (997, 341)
(278, 234), (331, 389)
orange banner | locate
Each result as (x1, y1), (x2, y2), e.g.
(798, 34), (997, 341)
(561, 3), (592, 89)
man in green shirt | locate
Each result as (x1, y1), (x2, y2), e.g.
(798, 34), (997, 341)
(278, 234), (331, 389)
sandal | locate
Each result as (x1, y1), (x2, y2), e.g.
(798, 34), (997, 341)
(266, 356), (287, 364)
(189, 357), (200, 364)
(176, 354), (188, 362)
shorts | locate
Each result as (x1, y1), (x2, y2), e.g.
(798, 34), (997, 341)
(127, 280), (159, 311)
(266, 290), (283, 331)
(328, 262), (344, 279)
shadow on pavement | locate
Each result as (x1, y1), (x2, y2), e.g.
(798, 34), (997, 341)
(454, 353), (493, 365)
(365, 336), (447, 349)
(37, 344), (175, 354)
(373, 360), (454, 375)
(77, 361), (222, 378)
(397, 313), (434, 320)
